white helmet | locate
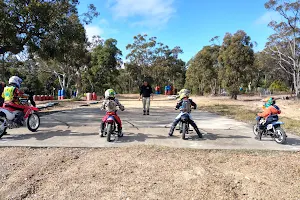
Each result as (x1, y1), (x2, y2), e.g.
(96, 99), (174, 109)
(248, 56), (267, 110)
(9, 76), (23, 88)
(104, 89), (116, 99)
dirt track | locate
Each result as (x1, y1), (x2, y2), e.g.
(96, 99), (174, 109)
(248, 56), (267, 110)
(1, 146), (300, 200)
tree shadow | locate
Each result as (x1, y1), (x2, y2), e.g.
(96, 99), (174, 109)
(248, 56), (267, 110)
(116, 132), (171, 143)
(241, 98), (263, 102)
(2, 129), (97, 141)
(285, 136), (300, 146)
(259, 135), (300, 146)
(116, 129), (203, 143)
(203, 132), (251, 140)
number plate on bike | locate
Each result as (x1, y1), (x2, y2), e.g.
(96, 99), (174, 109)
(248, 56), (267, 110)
(267, 124), (273, 130)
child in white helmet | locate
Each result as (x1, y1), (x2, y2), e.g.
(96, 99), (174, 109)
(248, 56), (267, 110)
(100, 89), (125, 136)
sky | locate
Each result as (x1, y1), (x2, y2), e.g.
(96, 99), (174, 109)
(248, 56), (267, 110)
(77, 0), (281, 63)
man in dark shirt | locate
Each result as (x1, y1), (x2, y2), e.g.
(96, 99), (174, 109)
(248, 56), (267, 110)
(139, 81), (153, 115)
(23, 88), (36, 107)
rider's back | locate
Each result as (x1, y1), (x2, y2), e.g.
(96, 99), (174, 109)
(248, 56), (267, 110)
(3, 86), (17, 103)
(103, 99), (117, 112)
(180, 99), (192, 113)
(259, 105), (281, 119)
(103, 98), (125, 112)
(177, 98), (197, 113)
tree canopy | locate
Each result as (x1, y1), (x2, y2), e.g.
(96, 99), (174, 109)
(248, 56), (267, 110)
(1, 0), (298, 99)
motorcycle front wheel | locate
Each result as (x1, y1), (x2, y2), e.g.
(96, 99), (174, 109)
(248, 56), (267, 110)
(253, 124), (259, 137)
(274, 127), (287, 144)
(27, 113), (40, 132)
(0, 119), (7, 139)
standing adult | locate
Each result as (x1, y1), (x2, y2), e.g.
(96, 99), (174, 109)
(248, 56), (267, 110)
(23, 87), (36, 107)
(139, 81), (153, 115)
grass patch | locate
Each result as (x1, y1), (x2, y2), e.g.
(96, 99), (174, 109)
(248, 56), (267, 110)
(200, 104), (257, 122)
(200, 104), (300, 136)
(281, 117), (300, 135)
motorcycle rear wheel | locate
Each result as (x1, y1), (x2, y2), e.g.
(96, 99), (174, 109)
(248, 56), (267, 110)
(182, 123), (188, 140)
(107, 124), (113, 142)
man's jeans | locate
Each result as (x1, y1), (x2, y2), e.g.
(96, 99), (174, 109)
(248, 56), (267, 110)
(142, 97), (150, 111)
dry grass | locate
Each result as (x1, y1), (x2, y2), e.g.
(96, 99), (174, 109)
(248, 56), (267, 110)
(200, 104), (257, 122)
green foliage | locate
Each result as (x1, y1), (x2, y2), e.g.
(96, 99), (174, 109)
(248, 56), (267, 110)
(82, 38), (122, 94)
(218, 30), (255, 99)
(31, 7), (94, 95)
(185, 45), (220, 95)
(269, 80), (289, 92)
(125, 34), (185, 91)
(264, 0), (300, 97)
(0, 0), (98, 55)
(2, 0), (298, 98)
(0, 0), (98, 95)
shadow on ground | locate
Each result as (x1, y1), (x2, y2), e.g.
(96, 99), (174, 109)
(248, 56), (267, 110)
(3, 130), (97, 141)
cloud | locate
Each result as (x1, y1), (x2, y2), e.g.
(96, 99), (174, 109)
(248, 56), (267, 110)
(85, 18), (120, 42)
(108, 0), (176, 28)
(85, 25), (104, 42)
(255, 11), (281, 25)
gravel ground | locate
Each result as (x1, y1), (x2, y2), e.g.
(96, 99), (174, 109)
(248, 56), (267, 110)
(0, 146), (300, 200)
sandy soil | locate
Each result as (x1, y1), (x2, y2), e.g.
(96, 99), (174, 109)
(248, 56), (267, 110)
(0, 146), (299, 200)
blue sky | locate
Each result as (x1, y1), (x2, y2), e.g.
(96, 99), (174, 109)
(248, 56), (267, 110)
(77, 0), (281, 62)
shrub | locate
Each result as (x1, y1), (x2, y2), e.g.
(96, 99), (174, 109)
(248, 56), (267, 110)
(269, 80), (289, 92)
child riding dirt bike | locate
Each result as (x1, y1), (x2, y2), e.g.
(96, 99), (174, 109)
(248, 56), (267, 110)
(256, 97), (281, 139)
(168, 92), (202, 138)
(176, 89), (191, 100)
(100, 89), (125, 136)
(2, 76), (28, 125)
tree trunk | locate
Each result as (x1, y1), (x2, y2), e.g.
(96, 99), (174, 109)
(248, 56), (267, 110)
(1, 53), (5, 80)
(293, 71), (300, 99)
(210, 79), (217, 95)
(76, 73), (82, 96)
(297, 66), (300, 99)
(198, 84), (203, 96)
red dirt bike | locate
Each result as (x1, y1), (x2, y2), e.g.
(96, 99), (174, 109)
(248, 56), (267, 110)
(100, 106), (124, 142)
(0, 98), (40, 138)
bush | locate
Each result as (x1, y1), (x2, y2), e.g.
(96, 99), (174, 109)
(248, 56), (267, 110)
(269, 80), (289, 92)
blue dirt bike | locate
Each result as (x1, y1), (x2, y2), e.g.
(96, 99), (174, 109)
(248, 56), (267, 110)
(175, 108), (195, 140)
(253, 116), (287, 144)
(178, 113), (190, 140)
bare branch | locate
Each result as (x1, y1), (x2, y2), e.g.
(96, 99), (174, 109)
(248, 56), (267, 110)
(269, 54), (293, 75)
(272, 45), (294, 62)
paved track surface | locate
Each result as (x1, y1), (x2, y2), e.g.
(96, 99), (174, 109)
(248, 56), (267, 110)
(1, 106), (300, 151)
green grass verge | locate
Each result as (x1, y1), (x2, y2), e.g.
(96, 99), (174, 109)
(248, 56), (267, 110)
(200, 104), (300, 136)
